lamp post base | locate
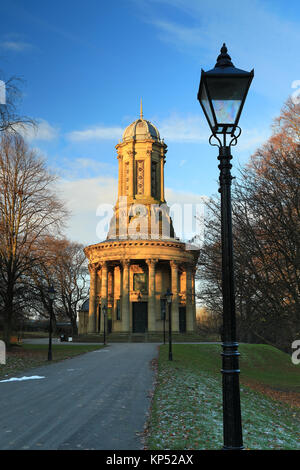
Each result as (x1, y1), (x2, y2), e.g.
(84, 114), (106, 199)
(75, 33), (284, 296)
(223, 445), (244, 450)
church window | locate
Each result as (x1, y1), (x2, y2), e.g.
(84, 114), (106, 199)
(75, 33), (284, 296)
(125, 161), (129, 195)
(136, 160), (144, 195)
(133, 273), (147, 292)
(151, 161), (157, 197)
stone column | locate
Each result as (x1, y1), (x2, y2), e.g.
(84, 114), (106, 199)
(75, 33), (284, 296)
(186, 264), (194, 332)
(100, 262), (108, 333)
(192, 267), (196, 329)
(121, 260), (130, 333)
(112, 266), (117, 332)
(146, 259), (157, 332)
(128, 150), (135, 198)
(88, 264), (97, 333)
(118, 155), (123, 198)
(145, 149), (152, 197)
(170, 261), (179, 332)
(114, 266), (121, 330)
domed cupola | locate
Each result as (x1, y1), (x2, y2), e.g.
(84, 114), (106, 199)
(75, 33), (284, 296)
(122, 100), (161, 142)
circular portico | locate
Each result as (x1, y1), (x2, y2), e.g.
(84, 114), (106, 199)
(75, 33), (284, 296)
(82, 239), (198, 337)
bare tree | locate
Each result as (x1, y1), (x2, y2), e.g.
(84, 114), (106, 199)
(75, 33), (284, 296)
(27, 237), (88, 336)
(53, 239), (88, 335)
(197, 98), (300, 350)
(0, 73), (35, 133)
(0, 133), (68, 346)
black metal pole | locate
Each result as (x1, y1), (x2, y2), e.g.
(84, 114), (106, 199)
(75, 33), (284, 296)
(103, 313), (106, 346)
(218, 145), (243, 450)
(48, 301), (53, 361)
(168, 302), (172, 361)
(98, 304), (101, 333)
(163, 308), (166, 344)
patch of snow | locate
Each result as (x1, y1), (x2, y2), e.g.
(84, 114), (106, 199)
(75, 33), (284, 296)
(0, 375), (45, 383)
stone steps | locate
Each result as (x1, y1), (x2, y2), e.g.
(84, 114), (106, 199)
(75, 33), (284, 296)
(74, 332), (205, 343)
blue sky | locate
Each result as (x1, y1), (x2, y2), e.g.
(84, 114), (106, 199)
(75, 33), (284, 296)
(1, 0), (299, 245)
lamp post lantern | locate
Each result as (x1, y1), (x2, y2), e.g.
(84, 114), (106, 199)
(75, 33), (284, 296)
(47, 285), (56, 361)
(102, 304), (107, 346)
(165, 288), (173, 361)
(197, 43), (254, 450)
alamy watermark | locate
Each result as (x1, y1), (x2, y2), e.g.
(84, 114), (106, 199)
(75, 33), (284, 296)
(291, 340), (300, 365)
(291, 80), (300, 105)
(95, 196), (206, 249)
(0, 340), (6, 365)
(0, 80), (6, 105)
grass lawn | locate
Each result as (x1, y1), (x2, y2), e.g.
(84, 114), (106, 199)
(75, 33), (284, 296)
(146, 344), (300, 450)
(0, 343), (104, 380)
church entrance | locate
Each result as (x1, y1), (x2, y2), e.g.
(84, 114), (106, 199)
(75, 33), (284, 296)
(132, 302), (148, 333)
(179, 306), (186, 333)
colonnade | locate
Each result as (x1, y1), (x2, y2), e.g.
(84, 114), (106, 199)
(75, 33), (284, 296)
(87, 259), (196, 334)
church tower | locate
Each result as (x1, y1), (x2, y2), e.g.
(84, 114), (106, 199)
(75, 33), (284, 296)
(79, 104), (199, 340)
(107, 100), (175, 241)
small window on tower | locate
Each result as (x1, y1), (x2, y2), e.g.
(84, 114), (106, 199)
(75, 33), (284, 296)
(136, 160), (144, 195)
(151, 161), (157, 197)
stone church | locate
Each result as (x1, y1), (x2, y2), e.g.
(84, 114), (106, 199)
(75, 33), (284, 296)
(78, 103), (199, 339)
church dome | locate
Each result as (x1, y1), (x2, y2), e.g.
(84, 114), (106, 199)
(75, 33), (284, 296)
(122, 100), (161, 142)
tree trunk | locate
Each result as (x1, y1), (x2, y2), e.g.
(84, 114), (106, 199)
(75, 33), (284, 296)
(71, 316), (78, 336)
(3, 309), (12, 349)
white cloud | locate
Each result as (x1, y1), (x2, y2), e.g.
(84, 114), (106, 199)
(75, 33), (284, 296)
(158, 112), (271, 149)
(137, 0), (300, 100)
(0, 40), (33, 52)
(57, 176), (117, 245)
(14, 119), (59, 142)
(236, 127), (272, 152)
(59, 157), (117, 180)
(56, 172), (208, 246)
(165, 187), (208, 206)
(59, 176), (117, 212)
(158, 113), (207, 142)
(67, 125), (123, 142)
(63, 112), (271, 151)
(66, 114), (207, 144)
(152, 20), (204, 52)
(164, 188), (209, 244)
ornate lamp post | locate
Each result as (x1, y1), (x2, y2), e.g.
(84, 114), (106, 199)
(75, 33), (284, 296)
(161, 298), (166, 345)
(197, 43), (254, 450)
(47, 285), (56, 361)
(102, 304), (107, 346)
(165, 288), (173, 361)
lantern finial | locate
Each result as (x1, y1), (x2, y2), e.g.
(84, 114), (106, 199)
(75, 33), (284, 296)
(215, 43), (234, 68)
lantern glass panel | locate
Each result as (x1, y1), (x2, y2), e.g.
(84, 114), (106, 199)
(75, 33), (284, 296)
(200, 83), (215, 128)
(206, 76), (249, 125)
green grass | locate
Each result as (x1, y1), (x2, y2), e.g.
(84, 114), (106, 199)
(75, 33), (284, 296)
(0, 343), (104, 380)
(239, 344), (300, 391)
(147, 344), (300, 450)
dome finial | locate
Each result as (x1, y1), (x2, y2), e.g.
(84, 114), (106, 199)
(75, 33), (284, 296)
(140, 98), (143, 119)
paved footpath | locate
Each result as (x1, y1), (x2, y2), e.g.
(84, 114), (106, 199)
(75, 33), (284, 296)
(0, 343), (158, 450)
